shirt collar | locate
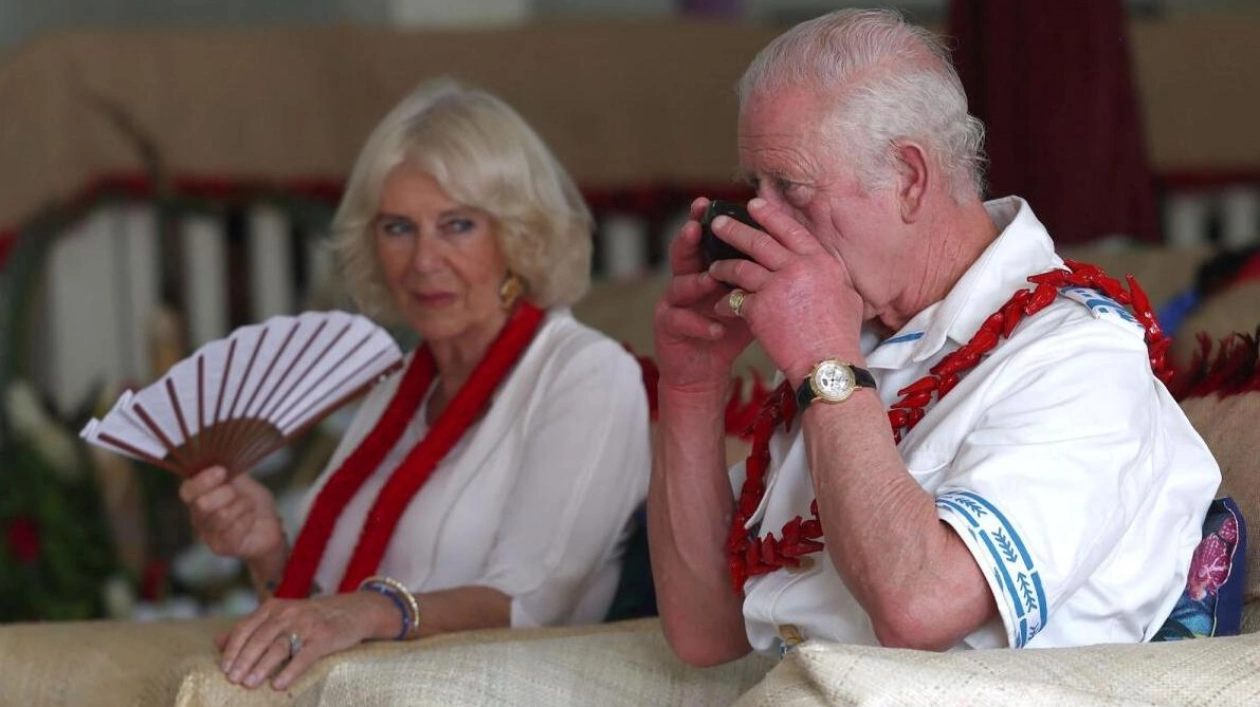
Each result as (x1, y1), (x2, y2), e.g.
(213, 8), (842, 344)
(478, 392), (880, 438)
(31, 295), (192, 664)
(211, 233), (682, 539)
(866, 196), (1063, 370)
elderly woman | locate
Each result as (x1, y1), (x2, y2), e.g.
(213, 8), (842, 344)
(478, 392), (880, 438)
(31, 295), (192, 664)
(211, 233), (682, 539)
(177, 79), (650, 689)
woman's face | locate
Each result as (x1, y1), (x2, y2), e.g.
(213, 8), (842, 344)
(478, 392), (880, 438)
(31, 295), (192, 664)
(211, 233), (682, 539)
(373, 163), (511, 346)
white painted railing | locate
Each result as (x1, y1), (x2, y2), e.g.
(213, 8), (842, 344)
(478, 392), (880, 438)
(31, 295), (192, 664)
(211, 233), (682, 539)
(34, 203), (332, 417)
(41, 205), (159, 416)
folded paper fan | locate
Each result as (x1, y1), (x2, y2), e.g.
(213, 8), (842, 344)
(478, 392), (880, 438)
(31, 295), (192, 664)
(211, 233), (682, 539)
(80, 311), (403, 477)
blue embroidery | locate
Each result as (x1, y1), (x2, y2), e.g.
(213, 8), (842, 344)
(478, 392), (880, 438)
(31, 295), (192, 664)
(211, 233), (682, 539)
(937, 497), (980, 527)
(936, 490), (1047, 647)
(993, 528), (1019, 564)
(882, 331), (925, 345)
(978, 531), (1028, 630)
(952, 495), (989, 519)
(1017, 572), (1039, 612)
(1060, 286), (1139, 325)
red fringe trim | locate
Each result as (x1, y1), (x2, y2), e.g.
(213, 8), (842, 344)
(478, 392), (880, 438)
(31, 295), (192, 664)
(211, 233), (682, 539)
(1171, 330), (1260, 401)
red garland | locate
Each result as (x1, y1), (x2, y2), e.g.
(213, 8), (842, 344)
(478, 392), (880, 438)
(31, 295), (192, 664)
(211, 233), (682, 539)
(276, 303), (545, 598)
(727, 260), (1172, 594)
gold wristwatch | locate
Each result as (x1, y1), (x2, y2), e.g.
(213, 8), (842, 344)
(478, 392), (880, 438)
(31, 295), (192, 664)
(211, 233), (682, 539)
(795, 359), (877, 409)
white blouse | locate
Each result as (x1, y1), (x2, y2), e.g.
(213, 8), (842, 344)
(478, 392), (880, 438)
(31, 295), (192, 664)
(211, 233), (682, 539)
(303, 308), (651, 627)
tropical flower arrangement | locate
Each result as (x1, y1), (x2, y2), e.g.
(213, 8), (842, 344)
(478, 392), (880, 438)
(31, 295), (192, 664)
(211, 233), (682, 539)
(0, 381), (119, 621)
(0, 376), (333, 623)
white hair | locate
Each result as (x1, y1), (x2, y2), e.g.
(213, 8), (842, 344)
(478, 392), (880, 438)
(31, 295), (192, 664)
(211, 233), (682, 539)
(332, 78), (593, 321)
(738, 8), (986, 200)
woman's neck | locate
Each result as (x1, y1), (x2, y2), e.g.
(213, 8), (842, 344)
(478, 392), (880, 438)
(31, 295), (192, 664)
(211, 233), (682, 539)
(425, 310), (511, 420)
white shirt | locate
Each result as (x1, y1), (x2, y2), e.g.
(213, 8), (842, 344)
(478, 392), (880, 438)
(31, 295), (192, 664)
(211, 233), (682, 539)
(305, 308), (651, 627)
(736, 197), (1221, 652)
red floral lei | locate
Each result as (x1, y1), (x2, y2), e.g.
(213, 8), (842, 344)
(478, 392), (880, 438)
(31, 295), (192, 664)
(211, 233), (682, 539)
(727, 260), (1172, 594)
(276, 303), (545, 598)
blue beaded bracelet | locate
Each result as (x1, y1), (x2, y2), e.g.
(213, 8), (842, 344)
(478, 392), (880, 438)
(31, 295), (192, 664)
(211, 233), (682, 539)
(360, 582), (412, 640)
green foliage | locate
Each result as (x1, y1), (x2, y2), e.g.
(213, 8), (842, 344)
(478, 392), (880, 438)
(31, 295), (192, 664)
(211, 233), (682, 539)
(0, 437), (118, 622)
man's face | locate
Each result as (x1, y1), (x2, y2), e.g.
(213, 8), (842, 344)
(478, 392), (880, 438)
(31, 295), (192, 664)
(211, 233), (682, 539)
(737, 87), (908, 324)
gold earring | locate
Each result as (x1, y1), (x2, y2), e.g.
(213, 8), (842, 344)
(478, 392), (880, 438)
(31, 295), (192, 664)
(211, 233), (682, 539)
(499, 272), (525, 311)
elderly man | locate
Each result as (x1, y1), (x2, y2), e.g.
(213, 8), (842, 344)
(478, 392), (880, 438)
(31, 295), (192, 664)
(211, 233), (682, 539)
(649, 8), (1220, 665)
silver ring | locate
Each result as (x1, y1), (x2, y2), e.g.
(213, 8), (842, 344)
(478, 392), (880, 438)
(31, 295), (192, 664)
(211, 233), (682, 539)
(728, 288), (748, 318)
(286, 632), (303, 657)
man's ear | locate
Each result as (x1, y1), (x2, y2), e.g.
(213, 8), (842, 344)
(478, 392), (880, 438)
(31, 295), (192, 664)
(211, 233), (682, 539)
(893, 141), (929, 223)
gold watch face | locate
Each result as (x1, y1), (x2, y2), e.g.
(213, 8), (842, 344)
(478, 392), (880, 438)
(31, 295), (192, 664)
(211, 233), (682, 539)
(812, 360), (856, 403)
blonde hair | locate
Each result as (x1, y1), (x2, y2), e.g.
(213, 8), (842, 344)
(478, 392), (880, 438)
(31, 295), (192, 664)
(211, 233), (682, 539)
(738, 8), (986, 200)
(332, 78), (593, 321)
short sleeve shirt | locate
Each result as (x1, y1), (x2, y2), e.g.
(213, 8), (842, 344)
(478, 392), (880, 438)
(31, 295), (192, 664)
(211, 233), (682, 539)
(735, 197), (1221, 651)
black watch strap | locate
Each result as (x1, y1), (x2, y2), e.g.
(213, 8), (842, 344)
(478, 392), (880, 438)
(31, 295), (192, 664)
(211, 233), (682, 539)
(795, 364), (877, 410)
(853, 367), (877, 389)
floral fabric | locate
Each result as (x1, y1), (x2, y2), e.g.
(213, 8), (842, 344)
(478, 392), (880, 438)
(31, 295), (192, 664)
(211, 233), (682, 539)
(1153, 497), (1246, 640)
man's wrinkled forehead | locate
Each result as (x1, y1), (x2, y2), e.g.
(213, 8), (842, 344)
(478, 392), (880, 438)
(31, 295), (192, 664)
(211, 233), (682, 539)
(738, 91), (831, 169)
(738, 84), (836, 137)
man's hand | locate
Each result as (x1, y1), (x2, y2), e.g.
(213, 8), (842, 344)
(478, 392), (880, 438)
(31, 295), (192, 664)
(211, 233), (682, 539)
(653, 197), (755, 396)
(706, 198), (866, 383)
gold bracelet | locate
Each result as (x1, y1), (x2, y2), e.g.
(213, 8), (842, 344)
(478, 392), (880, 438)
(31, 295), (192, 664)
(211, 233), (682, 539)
(359, 575), (421, 640)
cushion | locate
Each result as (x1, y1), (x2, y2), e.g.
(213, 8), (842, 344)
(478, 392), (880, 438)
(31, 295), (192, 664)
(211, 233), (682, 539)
(0, 617), (233, 707)
(1171, 281), (1260, 368)
(175, 622), (669, 706)
(1243, 600), (1260, 634)
(1180, 392), (1260, 601)
(1154, 497), (1247, 640)
(1057, 244), (1212, 312)
(0, 615), (774, 707)
(291, 620), (774, 707)
(734, 632), (1260, 707)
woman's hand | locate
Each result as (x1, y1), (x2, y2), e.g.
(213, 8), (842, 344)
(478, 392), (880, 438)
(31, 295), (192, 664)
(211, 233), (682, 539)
(180, 466), (286, 566)
(706, 198), (866, 384)
(654, 197), (756, 395)
(216, 592), (401, 690)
